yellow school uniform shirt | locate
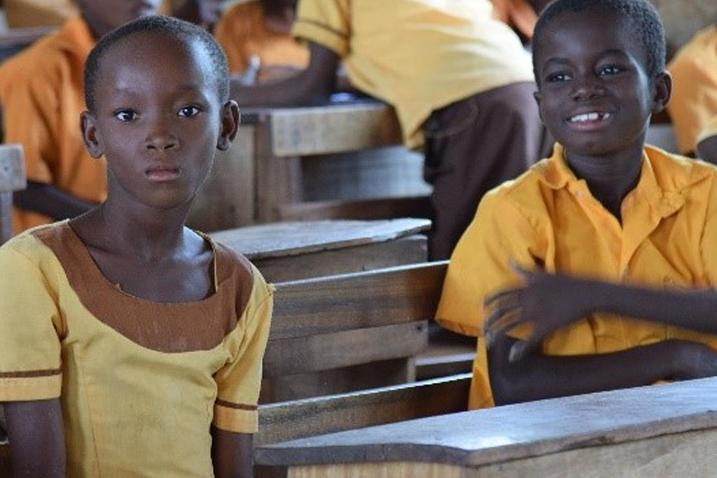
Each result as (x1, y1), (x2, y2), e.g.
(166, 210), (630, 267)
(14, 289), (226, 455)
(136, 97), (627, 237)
(215, 0), (309, 74)
(0, 222), (274, 478)
(436, 144), (717, 409)
(292, 0), (534, 149)
(0, 16), (105, 234)
(668, 26), (717, 154)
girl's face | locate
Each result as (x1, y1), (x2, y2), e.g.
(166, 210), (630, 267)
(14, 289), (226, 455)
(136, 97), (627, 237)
(81, 34), (238, 211)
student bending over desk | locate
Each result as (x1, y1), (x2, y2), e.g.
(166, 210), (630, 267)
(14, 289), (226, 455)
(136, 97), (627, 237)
(231, 0), (551, 261)
(437, 0), (717, 410)
(0, 17), (273, 478)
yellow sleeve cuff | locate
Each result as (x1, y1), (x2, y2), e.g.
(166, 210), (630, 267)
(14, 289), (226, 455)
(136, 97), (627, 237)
(293, 18), (349, 57)
(0, 372), (62, 401)
(213, 401), (258, 434)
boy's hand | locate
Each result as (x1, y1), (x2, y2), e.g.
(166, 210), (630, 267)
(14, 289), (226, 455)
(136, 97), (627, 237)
(483, 263), (595, 362)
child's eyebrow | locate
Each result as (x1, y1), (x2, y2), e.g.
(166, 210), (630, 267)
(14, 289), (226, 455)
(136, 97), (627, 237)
(541, 48), (632, 74)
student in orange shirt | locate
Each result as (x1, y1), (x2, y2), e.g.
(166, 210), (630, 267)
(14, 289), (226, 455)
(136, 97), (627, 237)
(437, 0), (717, 409)
(0, 16), (272, 478)
(215, 0), (309, 84)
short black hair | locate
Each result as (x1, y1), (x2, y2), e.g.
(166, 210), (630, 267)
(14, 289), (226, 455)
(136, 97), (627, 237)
(532, 0), (666, 81)
(84, 15), (229, 113)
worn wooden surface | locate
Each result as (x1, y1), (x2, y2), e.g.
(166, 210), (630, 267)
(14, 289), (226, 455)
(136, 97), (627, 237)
(261, 261), (447, 403)
(256, 377), (717, 470)
(278, 196), (431, 223)
(257, 373), (471, 447)
(210, 218), (430, 259)
(0, 145), (26, 244)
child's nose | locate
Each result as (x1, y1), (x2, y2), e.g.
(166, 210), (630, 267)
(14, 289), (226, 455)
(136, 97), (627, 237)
(145, 127), (178, 151)
(570, 75), (605, 101)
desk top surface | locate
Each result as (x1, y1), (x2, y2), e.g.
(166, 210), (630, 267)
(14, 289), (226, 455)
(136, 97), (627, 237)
(256, 377), (717, 468)
(209, 218), (430, 260)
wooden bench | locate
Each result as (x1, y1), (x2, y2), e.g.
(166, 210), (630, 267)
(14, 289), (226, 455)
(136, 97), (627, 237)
(0, 145), (25, 244)
(188, 101), (430, 232)
(0, 27), (54, 63)
(261, 261), (447, 403)
(256, 377), (717, 478)
(209, 218), (429, 282)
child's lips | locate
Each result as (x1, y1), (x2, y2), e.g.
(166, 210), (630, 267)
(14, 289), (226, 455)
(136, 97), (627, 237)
(145, 165), (181, 182)
(565, 110), (614, 131)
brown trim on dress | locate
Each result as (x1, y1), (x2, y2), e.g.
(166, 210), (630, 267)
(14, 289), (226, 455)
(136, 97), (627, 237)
(0, 368), (61, 378)
(32, 223), (255, 353)
(295, 18), (349, 40)
(216, 399), (258, 411)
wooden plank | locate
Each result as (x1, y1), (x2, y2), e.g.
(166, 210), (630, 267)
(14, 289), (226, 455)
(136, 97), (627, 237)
(187, 124), (255, 231)
(260, 359), (414, 404)
(209, 219), (430, 259)
(257, 374), (471, 446)
(0, 27), (54, 49)
(264, 321), (428, 377)
(268, 104), (402, 157)
(270, 262), (447, 340)
(252, 235), (427, 283)
(0, 145), (25, 193)
(278, 196), (431, 222)
(255, 123), (302, 223)
(255, 377), (717, 469)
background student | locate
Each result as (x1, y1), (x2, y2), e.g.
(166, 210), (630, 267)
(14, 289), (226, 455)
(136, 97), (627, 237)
(437, 0), (717, 409)
(0, 16), (272, 478)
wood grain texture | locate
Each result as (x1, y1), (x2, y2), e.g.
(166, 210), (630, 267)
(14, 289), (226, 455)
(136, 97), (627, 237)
(278, 196), (432, 223)
(252, 235), (427, 283)
(257, 374), (471, 446)
(0, 145), (25, 193)
(256, 377), (717, 468)
(268, 104), (402, 157)
(209, 219), (430, 259)
(287, 428), (717, 478)
(264, 321), (428, 377)
(270, 262), (448, 340)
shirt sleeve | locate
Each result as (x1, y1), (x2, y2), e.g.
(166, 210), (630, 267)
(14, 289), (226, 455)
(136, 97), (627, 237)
(0, 243), (63, 401)
(435, 192), (545, 340)
(293, 0), (350, 57)
(213, 278), (274, 434)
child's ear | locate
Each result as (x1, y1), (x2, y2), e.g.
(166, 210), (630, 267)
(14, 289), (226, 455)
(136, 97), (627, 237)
(80, 111), (104, 158)
(650, 71), (672, 113)
(217, 100), (240, 151)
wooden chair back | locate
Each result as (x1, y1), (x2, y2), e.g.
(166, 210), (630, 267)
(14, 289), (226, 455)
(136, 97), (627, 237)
(261, 261), (448, 403)
(0, 145), (26, 245)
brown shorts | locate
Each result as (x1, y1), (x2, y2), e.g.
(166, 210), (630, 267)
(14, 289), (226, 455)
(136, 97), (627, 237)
(423, 81), (552, 260)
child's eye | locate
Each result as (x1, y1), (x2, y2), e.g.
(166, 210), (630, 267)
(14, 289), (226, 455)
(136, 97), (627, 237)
(114, 110), (138, 122)
(546, 72), (571, 83)
(599, 65), (623, 76)
(178, 106), (201, 117)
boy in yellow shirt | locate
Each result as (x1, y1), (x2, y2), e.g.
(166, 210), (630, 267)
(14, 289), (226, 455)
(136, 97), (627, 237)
(0, 16), (272, 478)
(437, 0), (717, 409)
(231, 0), (549, 260)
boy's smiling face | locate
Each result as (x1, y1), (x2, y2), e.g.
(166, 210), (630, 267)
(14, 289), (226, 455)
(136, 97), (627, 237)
(81, 33), (238, 210)
(533, 9), (670, 158)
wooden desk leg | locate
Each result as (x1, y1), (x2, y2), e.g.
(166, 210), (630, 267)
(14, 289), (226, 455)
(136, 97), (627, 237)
(0, 192), (13, 245)
(255, 120), (302, 223)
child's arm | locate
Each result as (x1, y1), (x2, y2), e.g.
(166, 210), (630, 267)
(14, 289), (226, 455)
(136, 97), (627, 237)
(484, 266), (717, 362)
(211, 428), (253, 478)
(14, 181), (96, 220)
(4, 399), (65, 478)
(229, 42), (339, 107)
(488, 335), (717, 404)
(697, 135), (717, 165)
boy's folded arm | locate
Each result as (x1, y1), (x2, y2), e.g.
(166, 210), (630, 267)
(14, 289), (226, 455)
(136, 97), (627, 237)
(3, 399), (65, 478)
(697, 135), (717, 165)
(211, 427), (253, 478)
(229, 42), (339, 107)
(488, 336), (717, 405)
(13, 181), (96, 220)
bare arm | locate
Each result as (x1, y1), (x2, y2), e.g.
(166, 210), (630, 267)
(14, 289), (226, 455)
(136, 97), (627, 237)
(14, 181), (95, 220)
(4, 400), (65, 478)
(488, 335), (717, 404)
(211, 427), (253, 478)
(697, 135), (717, 165)
(230, 42), (340, 107)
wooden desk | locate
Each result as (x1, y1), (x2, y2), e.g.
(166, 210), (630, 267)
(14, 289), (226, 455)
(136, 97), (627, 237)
(257, 377), (717, 478)
(188, 101), (429, 232)
(209, 218), (429, 282)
